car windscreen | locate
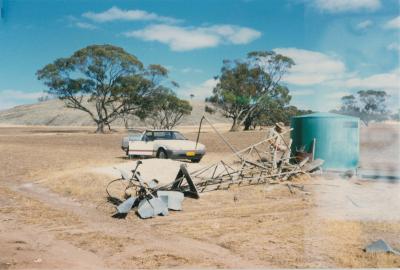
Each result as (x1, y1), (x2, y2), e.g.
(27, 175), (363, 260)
(153, 131), (173, 140)
(172, 132), (186, 140)
(152, 131), (186, 140)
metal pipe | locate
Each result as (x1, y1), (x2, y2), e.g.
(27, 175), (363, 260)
(196, 115), (240, 157)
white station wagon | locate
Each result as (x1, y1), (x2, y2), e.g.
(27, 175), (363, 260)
(122, 130), (206, 163)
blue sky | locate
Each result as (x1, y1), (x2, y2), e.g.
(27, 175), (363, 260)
(0, 0), (399, 112)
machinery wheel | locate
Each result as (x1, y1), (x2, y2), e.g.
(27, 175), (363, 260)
(157, 148), (168, 159)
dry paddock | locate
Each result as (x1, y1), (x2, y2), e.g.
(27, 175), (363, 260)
(0, 124), (399, 269)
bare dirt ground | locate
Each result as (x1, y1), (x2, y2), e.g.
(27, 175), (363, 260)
(0, 124), (399, 269)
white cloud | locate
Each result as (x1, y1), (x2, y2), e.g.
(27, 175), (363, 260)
(343, 69), (400, 94)
(0, 90), (44, 110)
(274, 48), (399, 97)
(274, 48), (346, 85)
(384, 16), (400, 29)
(356, 20), (373, 30)
(290, 90), (315, 96)
(83, 6), (180, 24)
(66, 16), (97, 30)
(181, 67), (203, 74)
(75, 22), (97, 30)
(126, 25), (218, 51)
(207, 25), (261, 44)
(125, 24), (261, 51)
(387, 42), (400, 52)
(312, 0), (381, 13)
(180, 79), (218, 99)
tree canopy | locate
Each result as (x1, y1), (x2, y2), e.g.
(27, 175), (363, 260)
(145, 89), (192, 130)
(207, 51), (295, 131)
(37, 44), (176, 133)
(334, 90), (389, 125)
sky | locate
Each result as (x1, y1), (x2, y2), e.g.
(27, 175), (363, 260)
(0, 0), (399, 112)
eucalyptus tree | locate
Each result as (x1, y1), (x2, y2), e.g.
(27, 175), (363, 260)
(145, 89), (192, 130)
(37, 44), (173, 133)
(208, 51), (294, 131)
(336, 90), (389, 125)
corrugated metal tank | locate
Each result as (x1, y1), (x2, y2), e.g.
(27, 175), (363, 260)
(290, 112), (360, 170)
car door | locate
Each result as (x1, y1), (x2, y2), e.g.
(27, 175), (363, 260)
(128, 131), (155, 156)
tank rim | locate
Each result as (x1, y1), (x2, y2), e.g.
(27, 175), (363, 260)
(291, 112), (359, 120)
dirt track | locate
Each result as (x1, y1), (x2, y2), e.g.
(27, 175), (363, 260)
(0, 125), (399, 268)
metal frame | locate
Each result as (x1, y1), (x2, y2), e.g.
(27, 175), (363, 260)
(106, 116), (324, 217)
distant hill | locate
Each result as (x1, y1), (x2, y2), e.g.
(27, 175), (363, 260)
(0, 99), (230, 127)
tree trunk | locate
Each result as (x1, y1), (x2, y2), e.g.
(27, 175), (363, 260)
(123, 117), (129, 129)
(243, 117), (253, 131)
(107, 122), (112, 132)
(238, 105), (256, 128)
(230, 118), (240, 131)
(95, 122), (105, 133)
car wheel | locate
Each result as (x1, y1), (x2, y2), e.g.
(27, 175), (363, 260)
(157, 148), (168, 159)
(191, 158), (201, 163)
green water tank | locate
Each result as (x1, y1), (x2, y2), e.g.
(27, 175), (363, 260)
(290, 112), (359, 170)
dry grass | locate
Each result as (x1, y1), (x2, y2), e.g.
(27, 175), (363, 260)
(146, 184), (313, 267)
(313, 220), (400, 268)
(0, 186), (79, 226)
(56, 231), (136, 255)
(0, 125), (399, 268)
(42, 170), (113, 203)
(119, 251), (200, 269)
